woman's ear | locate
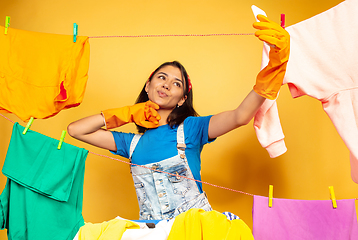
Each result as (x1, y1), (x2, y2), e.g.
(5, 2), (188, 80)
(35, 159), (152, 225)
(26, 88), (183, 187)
(145, 80), (150, 93)
(178, 95), (187, 107)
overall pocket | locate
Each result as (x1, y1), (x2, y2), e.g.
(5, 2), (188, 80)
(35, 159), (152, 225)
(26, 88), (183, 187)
(134, 182), (147, 204)
(167, 165), (191, 196)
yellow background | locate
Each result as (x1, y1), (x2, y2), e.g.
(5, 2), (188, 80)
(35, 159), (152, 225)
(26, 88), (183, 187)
(1, 0), (357, 237)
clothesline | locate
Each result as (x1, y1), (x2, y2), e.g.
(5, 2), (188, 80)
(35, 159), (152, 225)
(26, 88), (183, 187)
(1, 113), (357, 201)
(88, 33), (254, 39)
(0, 113), (253, 197)
(89, 150), (254, 197)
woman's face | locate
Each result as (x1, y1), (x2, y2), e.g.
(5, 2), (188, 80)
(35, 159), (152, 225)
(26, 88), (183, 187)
(145, 65), (187, 110)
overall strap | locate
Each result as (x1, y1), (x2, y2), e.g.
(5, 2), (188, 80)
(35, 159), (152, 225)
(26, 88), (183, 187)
(129, 134), (142, 159)
(176, 123), (186, 159)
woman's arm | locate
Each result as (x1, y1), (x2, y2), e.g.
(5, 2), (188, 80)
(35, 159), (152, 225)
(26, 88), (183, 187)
(208, 90), (265, 139)
(208, 15), (290, 139)
(67, 101), (160, 151)
(67, 114), (117, 151)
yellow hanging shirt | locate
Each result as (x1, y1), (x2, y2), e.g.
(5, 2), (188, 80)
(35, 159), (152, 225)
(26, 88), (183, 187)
(0, 26), (90, 122)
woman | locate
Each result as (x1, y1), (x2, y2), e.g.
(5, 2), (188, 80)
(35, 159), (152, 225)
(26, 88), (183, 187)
(67, 15), (290, 220)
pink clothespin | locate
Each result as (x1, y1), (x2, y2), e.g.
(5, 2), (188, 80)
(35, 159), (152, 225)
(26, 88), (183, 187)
(281, 14), (286, 29)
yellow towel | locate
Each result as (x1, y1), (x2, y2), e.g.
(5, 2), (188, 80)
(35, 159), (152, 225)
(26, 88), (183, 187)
(0, 26), (90, 122)
(167, 208), (254, 240)
(78, 219), (140, 240)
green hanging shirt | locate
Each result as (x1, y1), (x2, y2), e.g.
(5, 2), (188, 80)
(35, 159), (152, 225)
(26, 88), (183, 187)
(0, 122), (88, 240)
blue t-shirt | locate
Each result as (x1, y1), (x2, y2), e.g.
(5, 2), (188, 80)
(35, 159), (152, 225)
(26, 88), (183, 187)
(110, 116), (215, 192)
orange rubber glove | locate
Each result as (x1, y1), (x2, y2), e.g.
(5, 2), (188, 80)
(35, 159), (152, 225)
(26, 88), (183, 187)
(253, 14), (290, 100)
(102, 101), (161, 129)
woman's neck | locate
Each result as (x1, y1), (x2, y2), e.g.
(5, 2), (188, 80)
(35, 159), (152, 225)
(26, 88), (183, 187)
(157, 108), (173, 126)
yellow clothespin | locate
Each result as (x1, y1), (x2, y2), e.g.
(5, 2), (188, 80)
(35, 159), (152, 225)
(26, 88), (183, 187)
(329, 186), (337, 209)
(22, 117), (34, 135)
(73, 23), (78, 43)
(269, 185), (273, 208)
(5, 16), (10, 34)
(57, 130), (67, 150)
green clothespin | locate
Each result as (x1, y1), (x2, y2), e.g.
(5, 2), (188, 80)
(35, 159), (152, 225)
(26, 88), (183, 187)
(73, 23), (78, 42)
(57, 130), (67, 150)
(22, 117), (34, 135)
(5, 16), (10, 35)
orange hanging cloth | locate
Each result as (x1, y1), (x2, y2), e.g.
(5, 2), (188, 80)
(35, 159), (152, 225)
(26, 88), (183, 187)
(0, 26), (90, 122)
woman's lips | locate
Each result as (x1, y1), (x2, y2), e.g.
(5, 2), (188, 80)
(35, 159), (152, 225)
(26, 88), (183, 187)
(158, 91), (168, 98)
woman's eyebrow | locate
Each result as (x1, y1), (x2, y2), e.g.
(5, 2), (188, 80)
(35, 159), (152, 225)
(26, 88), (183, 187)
(157, 72), (168, 77)
(157, 72), (183, 83)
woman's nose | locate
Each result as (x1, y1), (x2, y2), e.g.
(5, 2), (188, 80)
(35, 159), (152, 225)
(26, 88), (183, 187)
(162, 81), (170, 90)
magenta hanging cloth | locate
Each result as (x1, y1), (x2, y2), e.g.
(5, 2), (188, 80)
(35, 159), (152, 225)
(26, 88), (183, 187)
(252, 195), (358, 240)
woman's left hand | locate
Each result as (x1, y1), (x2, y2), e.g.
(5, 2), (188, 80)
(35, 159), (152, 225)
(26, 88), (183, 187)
(252, 14), (290, 100)
(253, 14), (290, 52)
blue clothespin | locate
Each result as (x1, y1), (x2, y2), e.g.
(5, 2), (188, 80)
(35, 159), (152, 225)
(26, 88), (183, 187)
(23, 117), (34, 135)
(73, 23), (78, 42)
(57, 130), (67, 150)
(5, 16), (10, 34)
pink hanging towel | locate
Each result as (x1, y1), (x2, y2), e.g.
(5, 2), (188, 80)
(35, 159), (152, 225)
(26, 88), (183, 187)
(252, 195), (358, 240)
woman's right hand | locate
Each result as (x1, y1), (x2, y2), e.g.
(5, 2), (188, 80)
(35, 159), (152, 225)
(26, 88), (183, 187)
(67, 101), (161, 151)
(102, 100), (161, 129)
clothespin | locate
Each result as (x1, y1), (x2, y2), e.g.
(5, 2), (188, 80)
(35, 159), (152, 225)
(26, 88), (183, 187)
(329, 186), (337, 209)
(281, 14), (286, 29)
(22, 117), (34, 135)
(73, 23), (78, 43)
(57, 130), (67, 150)
(268, 185), (273, 208)
(5, 16), (10, 34)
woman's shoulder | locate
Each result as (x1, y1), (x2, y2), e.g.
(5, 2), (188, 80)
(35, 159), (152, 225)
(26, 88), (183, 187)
(183, 115), (214, 145)
(184, 115), (213, 126)
(182, 115), (213, 134)
(111, 131), (138, 142)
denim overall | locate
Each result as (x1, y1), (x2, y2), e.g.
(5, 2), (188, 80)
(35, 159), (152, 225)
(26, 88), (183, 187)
(129, 123), (212, 220)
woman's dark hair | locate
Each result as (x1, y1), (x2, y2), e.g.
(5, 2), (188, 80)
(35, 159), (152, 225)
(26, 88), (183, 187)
(135, 61), (198, 133)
